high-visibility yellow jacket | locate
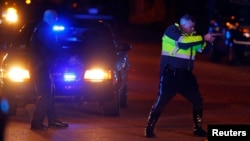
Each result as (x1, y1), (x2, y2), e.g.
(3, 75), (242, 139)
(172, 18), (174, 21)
(160, 23), (207, 72)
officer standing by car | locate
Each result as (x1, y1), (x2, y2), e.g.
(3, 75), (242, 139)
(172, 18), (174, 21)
(144, 14), (215, 138)
(29, 9), (68, 130)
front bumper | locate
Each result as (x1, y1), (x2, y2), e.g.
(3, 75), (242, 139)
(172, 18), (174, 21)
(53, 80), (117, 102)
(1, 80), (36, 105)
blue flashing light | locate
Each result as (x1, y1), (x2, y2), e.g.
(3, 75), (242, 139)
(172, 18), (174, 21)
(66, 37), (77, 41)
(88, 7), (99, 14)
(53, 25), (65, 31)
(1, 98), (9, 114)
(225, 30), (231, 39)
(64, 72), (76, 82)
(74, 14), (113, 20)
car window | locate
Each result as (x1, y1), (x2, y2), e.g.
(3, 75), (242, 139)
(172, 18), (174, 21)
(8, 18), (116, 57)
(56, 25), (116, 57)
(9, 20), (38, 50)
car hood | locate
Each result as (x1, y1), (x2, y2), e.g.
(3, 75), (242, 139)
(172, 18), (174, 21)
(4, 49), (118, 70)
(55, 50), (118, 70)
(3, 50), (30, 69)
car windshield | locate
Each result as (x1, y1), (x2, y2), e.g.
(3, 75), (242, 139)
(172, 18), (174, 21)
(8, 18), (117, 59)
(55, 20), (116, 57)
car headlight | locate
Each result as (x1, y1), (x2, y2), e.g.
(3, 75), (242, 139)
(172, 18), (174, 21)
(84, 69), (111, 82)
(6, 67), (30, 82)
(237, 27), (250, 38)
(226, 22), (238, 30)
(243, 32), (250, 38)
(2, 7), (18, 23)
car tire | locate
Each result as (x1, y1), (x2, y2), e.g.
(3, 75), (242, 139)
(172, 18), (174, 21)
(120, 84), (128, 108)
(103, 94), (120, 116)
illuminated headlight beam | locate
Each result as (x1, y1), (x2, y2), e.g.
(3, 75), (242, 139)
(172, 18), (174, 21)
(84, 69), (111, 82)
(4, 7), (18, 23)
(7, 67), (30, 82)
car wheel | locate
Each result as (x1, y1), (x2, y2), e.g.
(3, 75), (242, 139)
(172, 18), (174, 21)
(103, 94), (120, 116)
(120, 84), (128, 108)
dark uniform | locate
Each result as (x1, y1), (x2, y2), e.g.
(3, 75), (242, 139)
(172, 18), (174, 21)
(30, 17), (68, 130)
(145, 18), (209, 137)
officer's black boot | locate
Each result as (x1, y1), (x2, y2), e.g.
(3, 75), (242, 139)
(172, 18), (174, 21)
(31, 96), (49, 130)
(145, 107), (161, 138)
(193, 108), (207, 137)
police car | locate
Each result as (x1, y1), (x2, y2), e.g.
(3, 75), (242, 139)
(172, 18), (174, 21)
(208, 2), (250, 65)
(0, 17), (131, 116)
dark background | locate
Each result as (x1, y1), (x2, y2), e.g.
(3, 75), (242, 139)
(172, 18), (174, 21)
(0, 0), (248, 38)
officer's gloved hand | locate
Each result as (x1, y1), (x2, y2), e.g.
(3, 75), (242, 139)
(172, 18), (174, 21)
(203, 33), (216, 43)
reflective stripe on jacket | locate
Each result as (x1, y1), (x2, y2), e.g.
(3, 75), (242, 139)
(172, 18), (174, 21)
(162, 23), (206, 60)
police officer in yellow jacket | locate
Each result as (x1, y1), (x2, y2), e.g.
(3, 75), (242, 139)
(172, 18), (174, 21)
(145, 14), (215, 138)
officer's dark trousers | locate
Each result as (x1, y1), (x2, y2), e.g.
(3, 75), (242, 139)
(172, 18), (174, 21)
(152, 68), (203, 117)
(31, 67), (57, 126)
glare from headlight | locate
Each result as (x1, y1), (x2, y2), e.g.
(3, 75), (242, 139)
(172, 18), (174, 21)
(3, 7), (18, 23)
(7, 67), (30, 82)
(226, 22), (237, 30)
(84, 69), (111, 82)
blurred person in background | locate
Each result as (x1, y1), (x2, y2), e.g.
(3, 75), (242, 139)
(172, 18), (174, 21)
(144, 14), (215, 138)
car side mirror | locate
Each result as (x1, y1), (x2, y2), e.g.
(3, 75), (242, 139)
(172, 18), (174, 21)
(117, 43), (131, 52)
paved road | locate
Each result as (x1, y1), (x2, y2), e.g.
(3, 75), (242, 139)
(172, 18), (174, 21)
(2, 40), (250, 141)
